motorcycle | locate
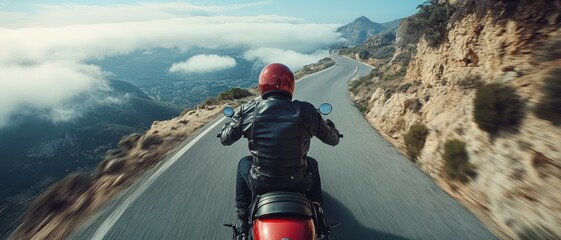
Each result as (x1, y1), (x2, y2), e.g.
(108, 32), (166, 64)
(218, 103), (342, 240)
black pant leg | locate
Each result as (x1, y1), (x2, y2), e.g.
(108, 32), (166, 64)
(235, 156), (253, 209)
(306, 157), (323, 205)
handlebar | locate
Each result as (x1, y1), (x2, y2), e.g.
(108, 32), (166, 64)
(339, 134), (344, 138)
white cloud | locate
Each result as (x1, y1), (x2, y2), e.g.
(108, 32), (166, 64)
(0, 1), (273, 28)
(243, 48), (331, 71)
(0, 61), (121, 127)
(0, 2), (342, 127)
(0, 16), (339, 64)
(170, 54), (236, 74)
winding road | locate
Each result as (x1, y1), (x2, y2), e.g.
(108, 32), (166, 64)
(70, 55), (496, 239)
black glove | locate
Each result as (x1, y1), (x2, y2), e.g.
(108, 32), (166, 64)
(325, 119), (336, 129)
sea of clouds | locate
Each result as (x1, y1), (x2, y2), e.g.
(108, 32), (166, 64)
(0, 2), (343, 127)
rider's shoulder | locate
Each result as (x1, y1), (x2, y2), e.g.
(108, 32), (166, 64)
(293, 100), (315, 110)
(240, 99), (259, 113)
(246, 99), (260, 107)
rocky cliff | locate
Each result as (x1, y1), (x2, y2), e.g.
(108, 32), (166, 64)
(349, 0), (561, 238)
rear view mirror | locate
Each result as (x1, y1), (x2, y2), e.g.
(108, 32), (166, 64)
(319, 103), (332, 115)
(223, 107), (234, 117)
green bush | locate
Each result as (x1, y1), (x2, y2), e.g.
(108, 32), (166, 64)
(404, 123), (429, 160)
(535, 68), (561, 125)
(443, 139), (475, 182)
(474, 83), (523, 133)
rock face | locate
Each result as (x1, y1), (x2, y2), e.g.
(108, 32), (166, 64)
(353, 1), (561, 239)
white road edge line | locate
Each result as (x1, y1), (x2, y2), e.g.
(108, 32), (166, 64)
(91, 116), (226, 240)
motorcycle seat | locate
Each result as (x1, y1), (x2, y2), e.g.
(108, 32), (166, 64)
(253, 191), (313, 218)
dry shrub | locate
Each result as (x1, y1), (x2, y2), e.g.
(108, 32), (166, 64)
(474, 83), (524, 133)
(535, 68), (561, 125)
(404, 123), (429, 160)
(141, 134), (163, 149)
(443, 139), (476, 182)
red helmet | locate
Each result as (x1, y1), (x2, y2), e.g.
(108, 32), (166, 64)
(258, 63), (295, 99)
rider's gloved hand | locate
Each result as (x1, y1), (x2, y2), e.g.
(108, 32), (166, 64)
(235, 208), (249, 239)
(325, 119), (336, 129)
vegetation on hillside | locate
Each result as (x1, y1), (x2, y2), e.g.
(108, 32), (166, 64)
(473, 83), (524, 134)
(349, 69), (379, 94)
(398, 0), (455, 48)
(294, 57), (336, 79)
(140, 134), (164, 150)
(443, 139), (475, 182)
(344, 0), (561, 238)
(339, 31), (396, 62)
(404, 123), (429, 161)
(199, 87), (254, 108)
(534, 68), (561, 125)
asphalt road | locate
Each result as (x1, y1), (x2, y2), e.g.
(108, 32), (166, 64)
(70, 55), (496, 239)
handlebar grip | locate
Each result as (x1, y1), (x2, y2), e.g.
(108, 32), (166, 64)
(216, 133), (221, 138)
(339, 134), (344, 138)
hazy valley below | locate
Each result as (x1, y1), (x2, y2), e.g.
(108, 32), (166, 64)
(0, 78), (183, 237)
(89, 48), (263, 108)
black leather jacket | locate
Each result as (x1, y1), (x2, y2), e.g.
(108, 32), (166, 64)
(220, 94), (340, 182)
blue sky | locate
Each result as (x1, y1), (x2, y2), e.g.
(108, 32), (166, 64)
(211, 0), (425, 23)
(0, 0), (425, 25)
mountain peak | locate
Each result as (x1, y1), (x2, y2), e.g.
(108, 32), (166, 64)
(336, 16), (387, 47)
(355, 16), (371, 22)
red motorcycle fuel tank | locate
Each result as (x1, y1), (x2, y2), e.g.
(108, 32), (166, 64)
(253, 216), (315, 240)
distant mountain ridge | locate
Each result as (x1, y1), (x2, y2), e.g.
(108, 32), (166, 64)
(336, 16), (401, 47)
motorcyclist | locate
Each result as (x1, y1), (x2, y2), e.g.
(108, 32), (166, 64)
(219, 63), (340, 238)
